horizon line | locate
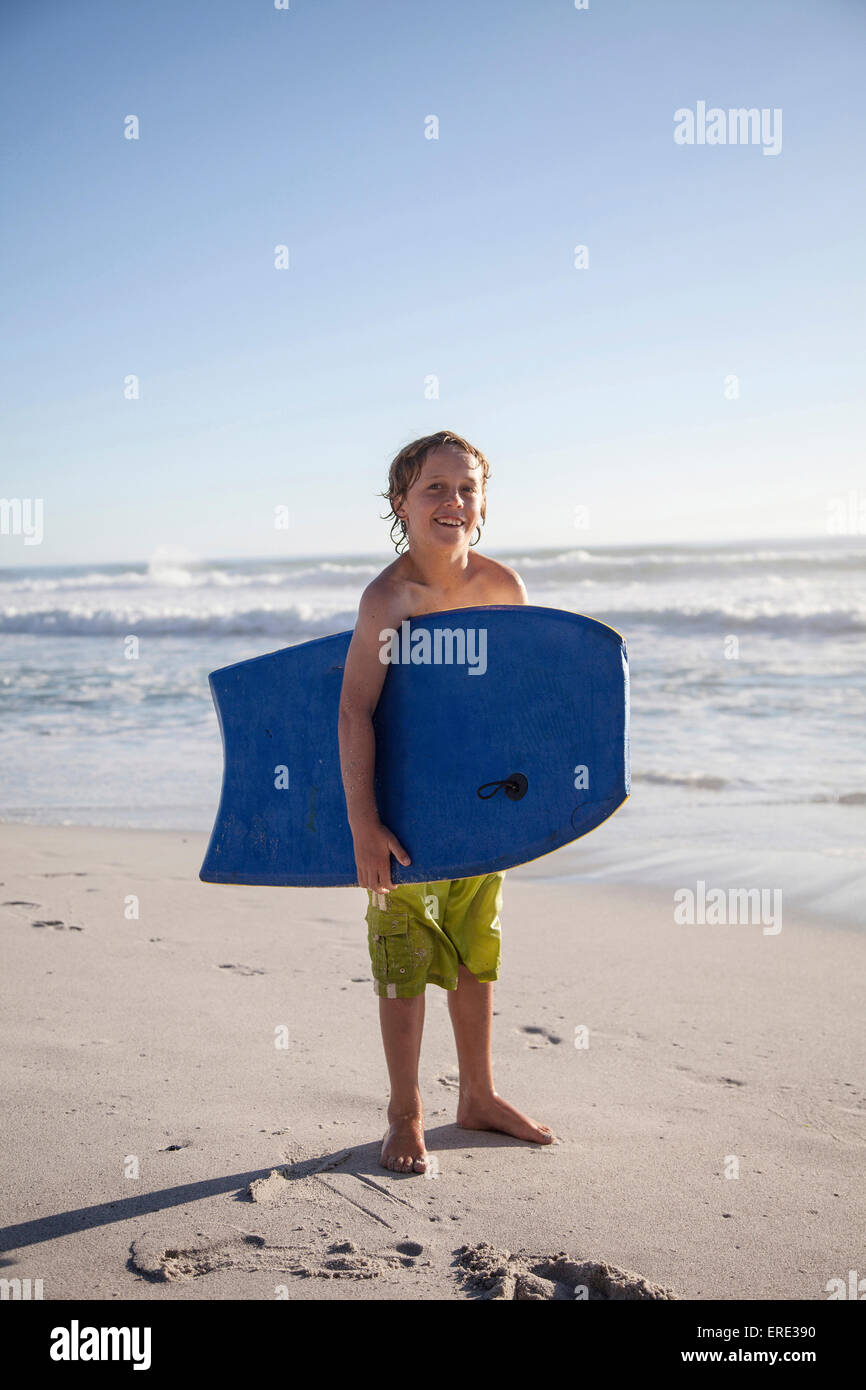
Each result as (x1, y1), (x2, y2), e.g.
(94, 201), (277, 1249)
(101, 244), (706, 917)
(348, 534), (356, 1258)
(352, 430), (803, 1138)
(1, 529), (864, 573)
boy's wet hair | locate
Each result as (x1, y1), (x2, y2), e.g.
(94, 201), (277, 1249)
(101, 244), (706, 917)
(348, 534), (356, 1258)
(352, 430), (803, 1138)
(379, 430), (491, 554)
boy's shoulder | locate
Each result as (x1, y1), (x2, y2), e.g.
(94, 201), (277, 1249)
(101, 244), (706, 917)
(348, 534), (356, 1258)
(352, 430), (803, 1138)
(353, 561), (412, 635)
(468, 552), (528, 605)
(361, 552), (526, 623)
(476, 553), (527, 601)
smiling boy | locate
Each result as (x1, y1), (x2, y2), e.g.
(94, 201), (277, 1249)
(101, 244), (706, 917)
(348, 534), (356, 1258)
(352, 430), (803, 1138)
(338, 430), (555, 1173)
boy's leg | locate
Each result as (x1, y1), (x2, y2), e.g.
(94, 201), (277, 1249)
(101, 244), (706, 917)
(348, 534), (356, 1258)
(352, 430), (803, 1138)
(378, 991), (428, 1173)
(447, 962), (495, 1097)
(366, 886), (451, 1173)
(443, 874), (555, 1145)
(442, 871), (499, 1100)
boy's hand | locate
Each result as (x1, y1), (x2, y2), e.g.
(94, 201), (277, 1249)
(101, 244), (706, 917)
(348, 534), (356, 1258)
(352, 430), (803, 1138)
(350, 817), (411, 893)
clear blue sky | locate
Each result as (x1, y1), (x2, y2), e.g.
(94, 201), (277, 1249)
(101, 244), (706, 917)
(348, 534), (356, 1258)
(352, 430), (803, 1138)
(1, 0), (864, 565)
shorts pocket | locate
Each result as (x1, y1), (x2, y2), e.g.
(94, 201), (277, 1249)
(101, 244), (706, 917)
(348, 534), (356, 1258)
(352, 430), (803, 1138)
(365, 906), (414, 984)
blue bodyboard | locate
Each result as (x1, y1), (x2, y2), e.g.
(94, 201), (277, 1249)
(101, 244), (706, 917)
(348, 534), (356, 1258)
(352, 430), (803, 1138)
(200, 604), (629, 886)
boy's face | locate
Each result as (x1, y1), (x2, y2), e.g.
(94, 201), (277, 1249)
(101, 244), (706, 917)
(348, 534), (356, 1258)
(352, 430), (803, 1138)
(396, 447), (484, 548)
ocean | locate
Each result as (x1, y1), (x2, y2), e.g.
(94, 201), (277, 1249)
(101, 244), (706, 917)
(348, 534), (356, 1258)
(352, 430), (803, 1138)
(1, 538), (864, 929)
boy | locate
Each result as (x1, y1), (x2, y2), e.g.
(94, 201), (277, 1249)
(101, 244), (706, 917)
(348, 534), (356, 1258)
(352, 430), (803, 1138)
(338, 431), (555, 1173)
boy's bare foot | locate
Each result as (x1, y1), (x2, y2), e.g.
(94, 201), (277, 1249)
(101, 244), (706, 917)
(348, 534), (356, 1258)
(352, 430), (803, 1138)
(381, 1110), (429, 1173)
(456, 1090), (555, 1144)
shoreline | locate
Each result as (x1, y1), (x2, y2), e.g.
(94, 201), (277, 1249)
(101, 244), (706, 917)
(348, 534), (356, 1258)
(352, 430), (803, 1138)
(2, 806), (863, 937)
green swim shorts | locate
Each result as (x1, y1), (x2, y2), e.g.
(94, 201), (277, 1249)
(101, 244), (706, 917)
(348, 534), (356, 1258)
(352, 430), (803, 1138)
(365, 872), (506, 999)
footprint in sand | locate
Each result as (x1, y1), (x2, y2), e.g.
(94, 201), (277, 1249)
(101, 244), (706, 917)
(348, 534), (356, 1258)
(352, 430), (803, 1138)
(516, 1025), (562, 1048)
(129, 1232), (432, 1284)
(672, 1064), (746, 1088)
(453, 1242), (679, 1300)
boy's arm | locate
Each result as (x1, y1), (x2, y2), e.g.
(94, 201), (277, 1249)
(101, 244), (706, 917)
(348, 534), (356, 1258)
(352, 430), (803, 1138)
(338, 583), (411, 891)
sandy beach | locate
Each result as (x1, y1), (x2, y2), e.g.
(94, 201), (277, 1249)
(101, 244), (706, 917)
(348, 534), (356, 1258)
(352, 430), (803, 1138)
(1, 821), (862, 1301)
